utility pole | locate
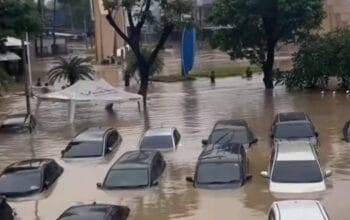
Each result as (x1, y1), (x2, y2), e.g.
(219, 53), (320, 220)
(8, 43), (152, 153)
(21, 37), (32, 117)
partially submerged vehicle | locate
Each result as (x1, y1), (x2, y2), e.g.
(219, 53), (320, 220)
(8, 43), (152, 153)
(0, 196), (14, 220)
(57, 203), (130, 220)
(186, 143), (252, 188)
(0, 113), (36, 133)
(202, 120), (257, 150)
(61, 127), (122, 160)
(97, 150), (166, 189)
(271, 112), (319, 146)
(261, 141), (331, 194)
(139, 127), (181, 151)
(268, 200), (330, 220)
(0, 159), (63, 198)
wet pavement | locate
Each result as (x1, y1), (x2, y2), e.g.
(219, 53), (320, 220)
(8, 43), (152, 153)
(0, 75), (349, 219)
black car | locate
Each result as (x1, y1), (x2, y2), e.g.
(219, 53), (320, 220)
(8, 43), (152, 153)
(57, 203), (130, 220)
(186, 143), (252, 188)
(0, 196), (14, 220)
(0, 113), (36, 133)
(0, 159), (63, 198)
(202, 120), (257, 150)
(271, 112), (319, 146)
(97, 150), (166, 189)
(61, 127), (122, 159)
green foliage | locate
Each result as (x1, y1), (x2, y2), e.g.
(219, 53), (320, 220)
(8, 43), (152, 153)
(277, 28), (350, 90)
(47, 56), (95, 86)
(124, 49), (164, 77)
(209, 0), (325, 71)
(0, 0), (41, 47)
(0, 67), (13, 94)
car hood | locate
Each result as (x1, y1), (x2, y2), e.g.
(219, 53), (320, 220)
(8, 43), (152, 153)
(270, 181), (326, 194)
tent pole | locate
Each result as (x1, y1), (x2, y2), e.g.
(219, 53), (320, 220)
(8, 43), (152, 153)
(68, 100), (76, 123)
(26, 32), (33, 95)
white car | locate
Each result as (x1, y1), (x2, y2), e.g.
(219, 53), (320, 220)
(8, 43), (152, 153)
(139, 127), (181, 151)
(261, 141), (332, 193)
(268, 200), (330, 220)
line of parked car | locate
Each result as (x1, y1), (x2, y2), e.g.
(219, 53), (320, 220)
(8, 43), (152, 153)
(0, 112), (342, 219)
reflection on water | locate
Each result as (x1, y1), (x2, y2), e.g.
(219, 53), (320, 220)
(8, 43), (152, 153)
(0, 75), (350, 219)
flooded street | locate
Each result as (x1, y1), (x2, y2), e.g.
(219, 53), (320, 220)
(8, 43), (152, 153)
(0, 75), (349, 219)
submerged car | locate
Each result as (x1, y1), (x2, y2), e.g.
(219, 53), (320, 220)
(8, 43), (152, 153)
(0, 113), (36, 133)
(202, 120), (257, 150)
(0, 196), (14, 220)
(186, 143), (252, 188)
(61, 127), (122, 159)
(139, 127), (181, 151)
(268, 200), (330, 220)
(261, 141), (331, 194)
(97, 150), (166, 189)
(57, 203), (130, 220)
(0, 159), (63, 198)
(271, 112), (319, 146)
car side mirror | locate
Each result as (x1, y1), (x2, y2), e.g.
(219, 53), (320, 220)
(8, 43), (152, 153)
(246, 174), (253, 181)
(315, 132), (319, 137)
(325, 170), (332, 178)
(152, 181), (159, 186)
(107, 147), (113, 152)
(186, 176), (194, 183)
(260, 171), (269, 179)
(202, 139), (208, 146)
(96, 182), (102, 189)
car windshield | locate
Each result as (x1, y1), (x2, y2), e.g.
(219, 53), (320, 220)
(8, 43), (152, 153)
(104, 169), (149, 188)
(63, 141), (103, 158)
(274, 123), (315, 139)
(197, 162), (241, 184)
(272, 160), (323, 183)
(59, 206), (109, 220)
(0, 169), (42, 194)
(140, 136), (173, 149)
(210, 129), (234, 145)
(231, 129), (249, 144)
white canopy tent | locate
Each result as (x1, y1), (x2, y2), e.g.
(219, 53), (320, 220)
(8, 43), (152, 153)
(0, 52), (21, 61)
(36, 79), (143, 123)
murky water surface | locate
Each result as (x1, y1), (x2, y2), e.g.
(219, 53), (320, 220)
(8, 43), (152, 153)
(0, 75), (349, 219)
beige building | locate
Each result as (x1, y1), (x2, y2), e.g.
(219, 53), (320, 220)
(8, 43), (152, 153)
(92, 0), (127, 63)
(324, 0), (350, 31)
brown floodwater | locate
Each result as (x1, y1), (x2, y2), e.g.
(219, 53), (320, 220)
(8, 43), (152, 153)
(0, 75), (349, 219)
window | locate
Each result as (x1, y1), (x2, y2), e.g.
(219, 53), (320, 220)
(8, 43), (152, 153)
(274, 123), (315, 139)
(271, 160), (323, 183)
(140, 136), (174, 149)
(44, 163), (57, 184)
(268, 210), (275, 220)
(209, 129), (234, 145)
(197, 162), (241, 184)
(105, 131), (119, 153)
(0, 169), (42, 194)
(174, 129), (181, 145)
(104, 169), (149, 188)
(63, 141), (103, 158)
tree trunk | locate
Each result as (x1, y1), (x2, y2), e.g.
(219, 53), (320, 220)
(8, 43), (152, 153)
(137, 65), (149, 105)
(263, 41), (276, 89)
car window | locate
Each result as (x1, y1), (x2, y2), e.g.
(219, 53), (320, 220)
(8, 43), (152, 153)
(104, 169), (149, 188)
(151, 154), (164, 182)
(272, 160), (323, 183)
(140, 136), (174, 149)
(274, 123), (315, 139)
(105, 131), (119, 153)
(268, 210), (276, 220)
(44, 163), (58, 184)
(231, 129), (249, 144)
(63, 141), (103, 158)
(174, 130), (181, 145)
(209, 129), (234, 145)
(197, 162), (241, 184)
(0, 169), (42, 194)
(59, 206), (108, 220)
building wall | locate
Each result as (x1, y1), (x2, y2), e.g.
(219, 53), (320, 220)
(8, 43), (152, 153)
(323, 0), (350, 32)
(92, 0), (127, 63)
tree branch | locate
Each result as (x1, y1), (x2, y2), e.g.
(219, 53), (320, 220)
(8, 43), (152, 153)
(137, 0), (152, 28)
(148, 23), (174, 65)
(127, 9), (134, 28)
(106, 12), (131, 45)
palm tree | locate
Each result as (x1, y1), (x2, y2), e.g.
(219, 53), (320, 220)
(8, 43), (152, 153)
(124, 48), (164, 86)
(47, 56), (95, 85)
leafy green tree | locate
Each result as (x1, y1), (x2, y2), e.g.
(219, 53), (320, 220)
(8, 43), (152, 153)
(209, 0), (325, 89)
(103, 0), (191, 103)
(48, 56), (95, 85)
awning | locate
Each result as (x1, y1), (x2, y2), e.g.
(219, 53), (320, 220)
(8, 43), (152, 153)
(0, 52), (21, 61)
(5, 37), (29, 47)
(36, 79), (143, 123)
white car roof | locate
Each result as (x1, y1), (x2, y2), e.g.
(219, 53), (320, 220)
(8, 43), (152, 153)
(273, 200), (328, 220)
(144, 127), (174, 137)
(276, 141), (316, 161)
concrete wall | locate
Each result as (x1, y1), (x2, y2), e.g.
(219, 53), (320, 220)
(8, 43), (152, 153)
(92, 0), (127, 63)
